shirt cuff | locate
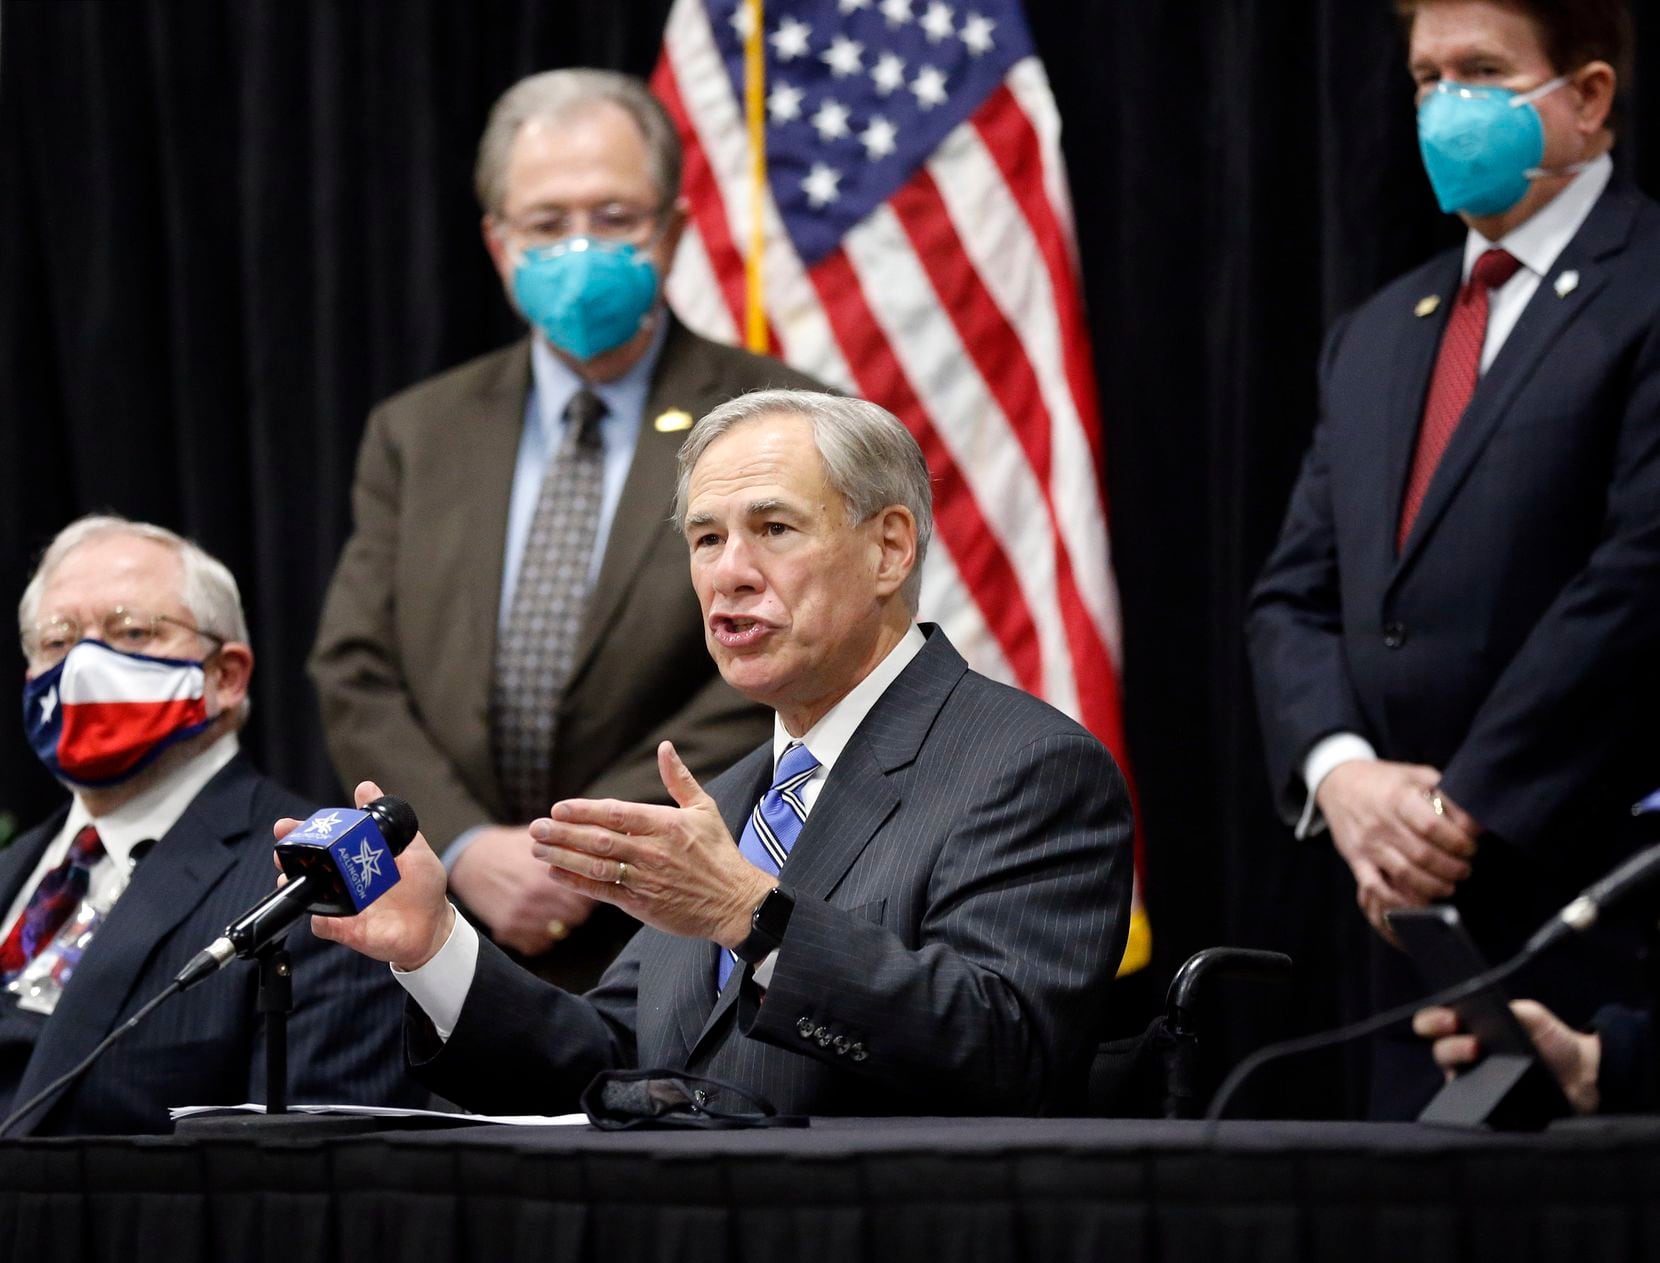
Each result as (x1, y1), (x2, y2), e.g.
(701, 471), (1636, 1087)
(1296, 733), (1378, 839)
(441, 825), (489, 873)
(390, 904), (479, 1042)
(750, 948), (781, 990)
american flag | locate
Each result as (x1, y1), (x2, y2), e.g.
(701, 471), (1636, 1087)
(652, 0), (1148, 972)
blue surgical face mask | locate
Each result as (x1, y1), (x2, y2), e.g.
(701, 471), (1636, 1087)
(1417, 76), (1570, 217)
(512, 237), (661, 362)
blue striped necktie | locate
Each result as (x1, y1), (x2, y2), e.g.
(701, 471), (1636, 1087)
(719, 741), (819, 989)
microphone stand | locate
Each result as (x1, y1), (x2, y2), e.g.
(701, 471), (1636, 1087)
(255, 942), (292, 1116)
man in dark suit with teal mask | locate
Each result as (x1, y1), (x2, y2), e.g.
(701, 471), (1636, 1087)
(1248, 0), (1660, 1116)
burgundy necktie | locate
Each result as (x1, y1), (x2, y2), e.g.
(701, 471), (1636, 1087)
(1397, 247), (1523, 551)
(0, 825), (105, 981)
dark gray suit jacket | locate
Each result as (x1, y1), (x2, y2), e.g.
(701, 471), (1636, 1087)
(0, 755), (421, 1135)
(409, 627), (1135, 1117)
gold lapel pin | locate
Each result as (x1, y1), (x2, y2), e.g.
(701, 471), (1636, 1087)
(1414, 295), (1441, 318)
(1554, 269), (1580, 298)
(653, 408), (694, 434)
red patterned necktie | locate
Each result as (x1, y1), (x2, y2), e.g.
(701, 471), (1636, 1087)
(0, 825), (105, 981)
(1397, 247), (1523, 551)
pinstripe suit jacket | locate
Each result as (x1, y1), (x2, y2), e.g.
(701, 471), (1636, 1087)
(0, 755), (422, 1135)
(410, 626), (1135, 1117)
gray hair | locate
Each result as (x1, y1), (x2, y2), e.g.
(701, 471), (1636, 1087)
(674, 390), (935, 611)
(474, 69), (683, 217)
(19, 516), (253, 722)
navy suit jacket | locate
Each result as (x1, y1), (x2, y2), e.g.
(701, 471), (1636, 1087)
(0, 754), (421, 1135)
(408, 627), (1135, 1117)
(1248, 182), (1660, 954)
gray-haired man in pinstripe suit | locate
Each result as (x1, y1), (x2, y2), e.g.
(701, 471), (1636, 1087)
(312, 389), (1134, 1116)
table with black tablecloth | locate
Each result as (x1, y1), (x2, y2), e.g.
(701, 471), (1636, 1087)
(3, 1116), (1659, 1261)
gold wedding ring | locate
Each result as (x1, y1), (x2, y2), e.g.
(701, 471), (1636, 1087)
(1429, 790), (1446, 818)
(615, 860), (630, 887)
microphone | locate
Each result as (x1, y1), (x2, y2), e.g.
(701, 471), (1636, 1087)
(1524, 840), (1660, 956)
(174, 796), (418, 989)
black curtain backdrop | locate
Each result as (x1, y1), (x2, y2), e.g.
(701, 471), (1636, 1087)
(1, 0), (1654, 1116)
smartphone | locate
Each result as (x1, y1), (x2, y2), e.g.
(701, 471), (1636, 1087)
(1385, 905), (1537, 1056)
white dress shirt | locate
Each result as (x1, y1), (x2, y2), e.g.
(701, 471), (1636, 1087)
(0, 734), (240, 940)
(397, 624), (929, 1039)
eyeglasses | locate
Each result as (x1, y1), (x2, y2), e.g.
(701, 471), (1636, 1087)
(24, 607), (226, 669)
(494, 202), (662, 248)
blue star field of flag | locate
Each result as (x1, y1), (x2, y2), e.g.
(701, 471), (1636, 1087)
(708, 0), (1032, 265)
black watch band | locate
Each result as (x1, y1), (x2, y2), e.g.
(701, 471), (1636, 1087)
(734, 886), (794, 965)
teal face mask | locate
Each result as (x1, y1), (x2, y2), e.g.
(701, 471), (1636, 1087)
(512, 237), (661, 362)
(1417, 76), (1568, 217)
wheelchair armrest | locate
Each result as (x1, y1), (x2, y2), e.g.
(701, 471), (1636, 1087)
(1165, 947), (1293, 1037)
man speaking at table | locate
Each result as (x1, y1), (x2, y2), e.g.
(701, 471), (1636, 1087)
(310, 390), (1134, 1116)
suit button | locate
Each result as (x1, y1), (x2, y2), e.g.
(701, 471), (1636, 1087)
(850, 1043), (868, 1063)
(817, 1029), (834, 1047)
(1382, 622), (1407, 650)
(797, 1017), (816, 1038)
(834, 1036), (851, 1055)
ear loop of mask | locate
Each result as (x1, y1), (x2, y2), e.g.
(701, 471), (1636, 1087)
(1508, 74), (1596, 181)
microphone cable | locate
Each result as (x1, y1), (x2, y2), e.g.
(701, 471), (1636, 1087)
(1202, 943), (1536, 1134)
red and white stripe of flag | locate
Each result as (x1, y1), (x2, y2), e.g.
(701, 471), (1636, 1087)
(652, 0), (1149, 973)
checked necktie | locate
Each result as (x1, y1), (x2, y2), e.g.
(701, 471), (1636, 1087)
(1397, 247), (1523, 551)
(718, 742), (820, 989)
(0, 825), (104, 982)
(492, 387), (608, 824)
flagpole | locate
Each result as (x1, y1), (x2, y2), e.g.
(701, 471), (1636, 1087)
(742, 0), (767, 353)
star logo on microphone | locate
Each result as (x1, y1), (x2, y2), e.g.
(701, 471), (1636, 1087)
(349, 839), (385, 887)
(291, 810), (343, 841)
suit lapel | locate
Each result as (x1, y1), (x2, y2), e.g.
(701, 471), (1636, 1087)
(0, 811), (64, 916)
(1394, 189), (1638, 577)
(9, 760), (256, 1130)
(686, 629), (966, 1058)
(566, 319), (720, 690)
(1382, 253), (1462, 565)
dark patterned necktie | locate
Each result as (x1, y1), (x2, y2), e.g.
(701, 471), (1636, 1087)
(1398, 247), (1523, 550)
(492, 388), (609, 823)
(0, 825), (105, 982)
(719, 742), (820, 989)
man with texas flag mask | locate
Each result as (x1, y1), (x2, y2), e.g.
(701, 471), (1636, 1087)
(4, 514), (416, 1135)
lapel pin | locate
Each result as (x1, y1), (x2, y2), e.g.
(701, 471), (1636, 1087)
(1554, 269), (1579, 298)
(654, 408), (693, 434)
(1414, 295), (1441, 318)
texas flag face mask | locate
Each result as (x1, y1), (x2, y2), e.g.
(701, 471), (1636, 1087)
(23, 639), (214, 788)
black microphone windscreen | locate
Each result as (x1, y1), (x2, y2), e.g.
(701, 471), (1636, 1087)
(364, 795), (419, 853)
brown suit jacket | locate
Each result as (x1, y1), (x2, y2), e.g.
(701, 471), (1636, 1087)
(309, 317), (818, 986)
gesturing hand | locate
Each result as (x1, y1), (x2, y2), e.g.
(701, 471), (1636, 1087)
(530, 741), (776, 950)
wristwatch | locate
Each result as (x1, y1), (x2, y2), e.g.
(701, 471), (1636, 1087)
(734, 886), (795, 965)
